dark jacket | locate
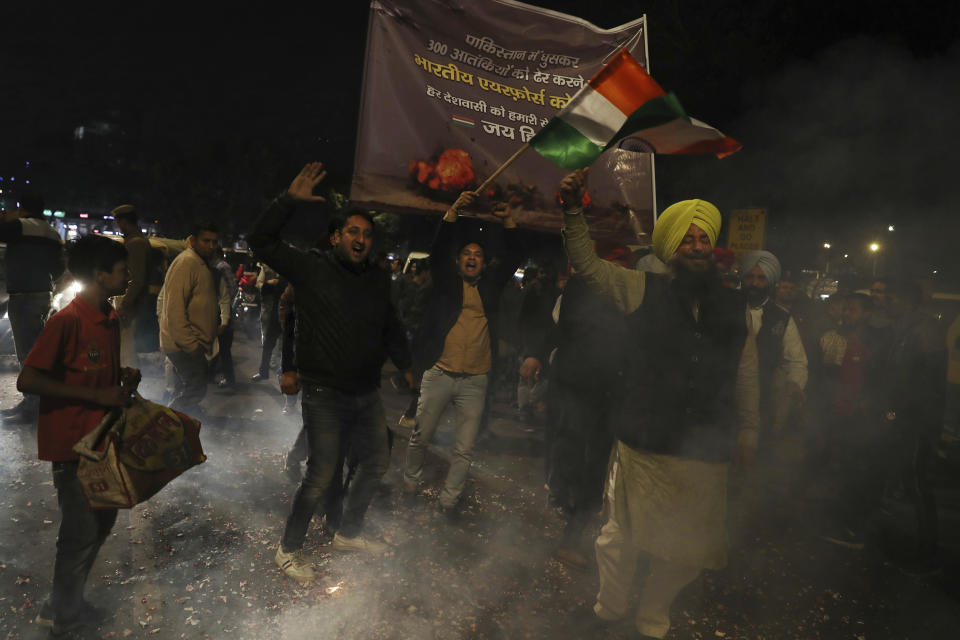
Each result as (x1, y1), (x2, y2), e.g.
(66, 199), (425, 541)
(879, 310), (946, 434)
(247, 195), (410, 392)
(412, 217), (524, 373)
(550, 275), (630, 397)
(756, 301), (790, 387)
(617, 273), (748, 462)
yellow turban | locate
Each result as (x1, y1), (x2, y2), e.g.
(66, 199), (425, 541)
(651, 199), (722, 262)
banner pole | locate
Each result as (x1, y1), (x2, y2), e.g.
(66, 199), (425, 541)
(474, 143), (530, 194)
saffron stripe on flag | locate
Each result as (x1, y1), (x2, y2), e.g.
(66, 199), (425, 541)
(451, 115), (475, 128)
(589, 49), (666, 115)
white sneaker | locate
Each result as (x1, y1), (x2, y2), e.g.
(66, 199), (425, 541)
(331, 533), (389, 554)
(275, 544), (315, 586)
(397, 415), (417, 429)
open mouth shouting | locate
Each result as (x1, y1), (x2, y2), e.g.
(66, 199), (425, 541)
(350, 242), (367, 261)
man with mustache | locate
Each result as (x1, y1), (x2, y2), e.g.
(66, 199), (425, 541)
(402, 190), (524, 519)
(248, 163), (413, 586)
(559, 169), (759, 640)
(741, 250), (808, 433)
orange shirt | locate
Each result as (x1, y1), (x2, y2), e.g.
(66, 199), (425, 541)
(435, 281), (491, 374)
(25, 295), (120, 461)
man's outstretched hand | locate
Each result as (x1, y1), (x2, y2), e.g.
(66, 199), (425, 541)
(287, 162), (328, 202)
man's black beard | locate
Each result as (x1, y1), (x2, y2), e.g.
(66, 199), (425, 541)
(672, 258), (719, 299)
(745, 286), (770, 308)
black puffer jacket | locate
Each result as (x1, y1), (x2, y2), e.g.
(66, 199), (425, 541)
(248, 195), (410, 392)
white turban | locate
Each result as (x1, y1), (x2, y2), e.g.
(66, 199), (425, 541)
(741, 250), (781, 285)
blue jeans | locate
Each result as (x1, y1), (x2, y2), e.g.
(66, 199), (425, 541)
(403, 366), (488, 508)
(281, 384), (389, 550)
(50, 461), (118, 622)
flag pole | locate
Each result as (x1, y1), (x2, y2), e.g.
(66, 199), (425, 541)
(474, 143), (530, 194)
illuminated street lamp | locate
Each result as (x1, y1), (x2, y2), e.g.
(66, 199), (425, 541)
(869, 242), (880, 276)
(888, 225), (895, 232)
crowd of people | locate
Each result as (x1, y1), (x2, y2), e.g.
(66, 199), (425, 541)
(0, 162), (952, 639)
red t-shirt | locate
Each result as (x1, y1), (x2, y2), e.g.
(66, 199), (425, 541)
(24, 295), (121, 461)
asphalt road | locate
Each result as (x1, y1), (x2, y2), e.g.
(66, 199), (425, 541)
(1, 332), (959, 639)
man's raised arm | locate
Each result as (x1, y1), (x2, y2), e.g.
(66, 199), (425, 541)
(248, 162), (328, 286)
(559, 169), (645, 314)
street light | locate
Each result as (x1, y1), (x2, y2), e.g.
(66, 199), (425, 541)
(888, 225), (895, 232)
(823, 242), (831, 249)
(869, 242), (880, 276)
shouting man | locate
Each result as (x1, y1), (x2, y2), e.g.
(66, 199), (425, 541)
(248, 162), (412, 586)
(402, 190), (524, 519)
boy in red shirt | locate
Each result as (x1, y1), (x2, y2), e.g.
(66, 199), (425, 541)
(18, 235), (141, 637)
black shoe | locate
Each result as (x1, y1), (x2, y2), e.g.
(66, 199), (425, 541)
(43, 599), (107, 636)
(250, 372), (269, 382)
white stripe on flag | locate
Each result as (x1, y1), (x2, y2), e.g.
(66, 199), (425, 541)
(629, 118), (726, 153)
(559, 89), (628, 148)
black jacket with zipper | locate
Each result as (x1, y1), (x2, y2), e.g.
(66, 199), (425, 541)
(248, 195), (410, 392)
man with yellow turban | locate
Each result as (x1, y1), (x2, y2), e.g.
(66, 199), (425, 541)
(558, 169), (759, 640)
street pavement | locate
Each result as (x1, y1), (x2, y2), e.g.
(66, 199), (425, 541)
(1, 332), (959, 639)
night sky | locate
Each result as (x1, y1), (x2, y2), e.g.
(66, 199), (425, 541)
(4, 1), (959, 278)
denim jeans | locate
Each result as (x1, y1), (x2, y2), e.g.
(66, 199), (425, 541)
(50, 461), (118, 622)
(403, 366), (488, 508)
(167, 350), (208, 416)
(281, 384), (389, 550)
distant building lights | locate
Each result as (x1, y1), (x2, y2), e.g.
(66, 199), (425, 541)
(888, 225), (895, 231)
(43, 209), (53, 217)
(79, 213), (89, 219)
(823, 242), (831, 249)
(53, 211), (65, 218)
(843, 254), (849, 259)
(104, 215), (114, 220)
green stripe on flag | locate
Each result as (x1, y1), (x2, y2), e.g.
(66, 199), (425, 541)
(530, 118), (605, 170)
(604, 93), (689, 151)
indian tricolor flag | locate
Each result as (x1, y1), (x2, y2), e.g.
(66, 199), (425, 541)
(530, 49), (741, 170)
